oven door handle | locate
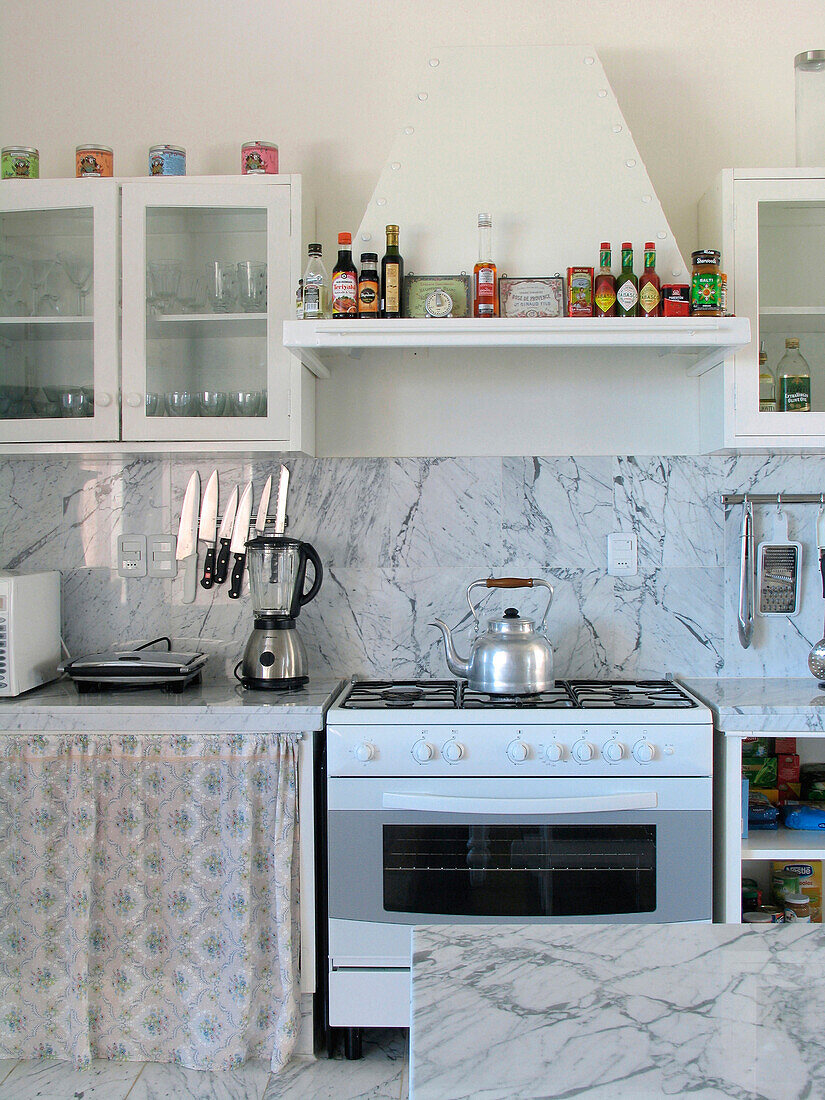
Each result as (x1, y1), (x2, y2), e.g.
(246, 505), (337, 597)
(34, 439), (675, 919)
(380, 792), (659, 815)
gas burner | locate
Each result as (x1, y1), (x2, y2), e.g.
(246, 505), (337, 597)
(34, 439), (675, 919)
(342, 680), (460, 710)
(462, 684), (576, 709)
(381, 687), (425, 705)
(568, 680), (696, 710)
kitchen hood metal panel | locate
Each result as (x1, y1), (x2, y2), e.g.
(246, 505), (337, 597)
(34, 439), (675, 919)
(356, 46), (689, 283)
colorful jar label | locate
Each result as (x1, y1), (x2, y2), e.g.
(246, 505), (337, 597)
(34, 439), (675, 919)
(780, 376), (811, 412)
(690, 272), (721, 310)
(242, 143), (279, 175)
(332, 272), (358, 315)
(384, 264), (401, 313)
(149, 148), (186, 176)
(639, 282), (661, 314)
(76, 149), (113, 177)
(616, 281), (638, 311)
(358, 279), (379, 314)
(2, 149), (39, 179)
(594, 287), (616, 313)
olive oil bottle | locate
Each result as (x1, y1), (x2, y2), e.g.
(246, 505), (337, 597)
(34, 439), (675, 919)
(777, 337), (811, 412)
(381, 225), (403, 318)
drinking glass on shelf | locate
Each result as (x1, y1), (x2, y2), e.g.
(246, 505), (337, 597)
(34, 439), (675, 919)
(237, 261), (267, 312)
(206, 262), (238, 313)
(178, 272), (206, 314)
(198, 390), (227, 416)
(145, 393), (163, 416)
(57, 252), (93, 317)
(30, 259), (61, 316)
(0, 259), (28, 316)
(165, 390), (195, 416)
(60, 388), (93, 417)
(147, 262), (182, 315)
(230, 390), (262, 416)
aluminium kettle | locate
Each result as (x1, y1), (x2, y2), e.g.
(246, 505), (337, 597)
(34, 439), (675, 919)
(431, 577), (554, 695)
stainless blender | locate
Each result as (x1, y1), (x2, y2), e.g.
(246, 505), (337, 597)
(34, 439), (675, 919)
(236, 534), (323, 690)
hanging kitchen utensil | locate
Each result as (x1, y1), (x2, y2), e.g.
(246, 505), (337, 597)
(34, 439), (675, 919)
(274, 464), (289, 534)
(254, 474), (272, 536)
(808, 500), (825, 682)
(214, 485), (239, 586)
(199, 469), (219, 589)
(757, 496), (801, 616)
(176, 470), (200, 605)
(430, 576), (554, 694)
(228, 482), (254, 600)
(738, 497), (754, 648)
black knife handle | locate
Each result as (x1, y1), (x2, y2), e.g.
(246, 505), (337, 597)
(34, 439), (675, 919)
(228, 553), (246, 599)
(215, 539), (231, 585)
(201, 545), (216, 589)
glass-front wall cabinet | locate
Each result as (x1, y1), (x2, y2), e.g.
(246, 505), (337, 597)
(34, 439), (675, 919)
(0, 180), (118, 442)
(731, 175), (825, 443)
(121, 179), (294, 443)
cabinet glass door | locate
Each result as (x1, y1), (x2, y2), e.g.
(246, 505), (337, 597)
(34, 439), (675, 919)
(121, 180), (293, 443)
(734, 177), (825, 441)
(0, 180), (119, 443)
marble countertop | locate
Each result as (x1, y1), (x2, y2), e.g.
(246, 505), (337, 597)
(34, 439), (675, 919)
(411, 923), (825, 1100)
(681, 676), (825, 733)
(0, 678), (345, 732)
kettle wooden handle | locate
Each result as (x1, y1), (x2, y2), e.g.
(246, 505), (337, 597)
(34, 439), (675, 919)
(486, 577), (533, 589)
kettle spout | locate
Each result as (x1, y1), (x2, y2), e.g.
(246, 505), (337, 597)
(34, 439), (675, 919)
(430, 618), (471, 679)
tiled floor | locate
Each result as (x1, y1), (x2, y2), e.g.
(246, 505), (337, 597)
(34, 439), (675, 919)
(0, 1029), (409, 1100)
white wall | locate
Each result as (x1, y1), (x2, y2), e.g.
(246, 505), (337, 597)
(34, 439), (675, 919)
(2, 0), (819, 254)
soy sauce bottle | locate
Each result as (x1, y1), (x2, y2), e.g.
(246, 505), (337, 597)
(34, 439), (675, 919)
(331, 232), (358, 318)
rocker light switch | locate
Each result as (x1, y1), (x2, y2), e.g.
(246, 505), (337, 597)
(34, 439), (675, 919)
(607, 532), (638, 576)
(117, 534), (147, 578)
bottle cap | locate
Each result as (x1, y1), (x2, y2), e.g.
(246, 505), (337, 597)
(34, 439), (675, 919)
(478, 213), (492, 227)
(644, 241), (655, 249)
(338, 232), (352, 245)
(600, 241), (610, 250)
(386, 224), (399, 233)
(308, 243), (322, 254)
(621, 241), (632, 249)
(360, 253), (378, 264)
(786, 337), (800, 349)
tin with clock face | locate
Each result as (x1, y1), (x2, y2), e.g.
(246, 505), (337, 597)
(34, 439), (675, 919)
(402, 275), (472, 318)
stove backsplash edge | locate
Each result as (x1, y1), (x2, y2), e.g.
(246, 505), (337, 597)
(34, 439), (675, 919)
(1, 452), (822, 682)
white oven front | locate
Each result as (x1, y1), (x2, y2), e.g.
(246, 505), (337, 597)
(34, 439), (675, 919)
(327, 773), (711, 1026)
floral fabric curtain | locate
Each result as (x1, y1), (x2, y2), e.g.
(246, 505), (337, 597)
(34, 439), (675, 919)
(0, 731), (301, 1072)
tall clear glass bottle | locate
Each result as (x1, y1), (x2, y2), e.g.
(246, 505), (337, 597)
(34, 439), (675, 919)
(473, 213), (497, 317)
(302, 243), (329, 320)
(758, 346), (776, 412)
(777, 337), (811, 412)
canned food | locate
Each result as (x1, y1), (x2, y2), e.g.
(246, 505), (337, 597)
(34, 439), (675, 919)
(76, 145), (113, 178)
(149, 145), (186, 176)
(241, 141), (279, 175)
(566, 267), (593, 317)
(661, 284), (691, 317)
(2, 146), (39, 180)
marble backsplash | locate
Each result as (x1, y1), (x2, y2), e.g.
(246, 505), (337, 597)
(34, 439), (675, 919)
(3, 451), (825, 683)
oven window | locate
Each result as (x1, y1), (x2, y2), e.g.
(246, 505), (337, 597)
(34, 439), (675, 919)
(383, 824), (656, 916)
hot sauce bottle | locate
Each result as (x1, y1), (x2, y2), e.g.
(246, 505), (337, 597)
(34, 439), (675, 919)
(474, 213), (498, 317)
(639, 242), (662, 317)
(594, 242), (616, 317)
(332, 232), (358, 318)
(615, 243), (638, 318)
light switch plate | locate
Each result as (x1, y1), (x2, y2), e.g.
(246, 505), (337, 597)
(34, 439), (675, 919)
(117, 534), (147, 578)
(148, 535), (178, 578)
(607, 532), (638, 576)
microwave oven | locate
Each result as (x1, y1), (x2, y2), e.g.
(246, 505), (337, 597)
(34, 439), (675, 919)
(0, 571), (62, 697)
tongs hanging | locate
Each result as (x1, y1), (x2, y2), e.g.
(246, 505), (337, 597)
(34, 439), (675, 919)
(738, 496), (754, 648)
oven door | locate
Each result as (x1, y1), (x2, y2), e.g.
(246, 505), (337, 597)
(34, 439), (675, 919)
(328, 776), (711, 927)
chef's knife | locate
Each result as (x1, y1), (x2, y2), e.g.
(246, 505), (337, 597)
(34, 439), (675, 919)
(199, 469), (219, 589)
(817, 506), (825, 598)
(176, 470), (200, 605)
(738, 498), (754, 648)
(274, 465), (289, 534)
(228, 482), (254, 600)
(255, 474), (272, 535)
(214, 485), (238, 585)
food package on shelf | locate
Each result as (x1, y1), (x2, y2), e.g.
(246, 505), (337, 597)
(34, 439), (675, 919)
(775, 737), (797, 753)
(800, 764), (825, 802)
(748, 790), (779, 830)
(743, 757), (778, 789)
(771, 861), (822, 923)
(742, 737), (773, 760)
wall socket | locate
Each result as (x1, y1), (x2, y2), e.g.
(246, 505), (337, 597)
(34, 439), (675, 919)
(607, 532), (638, 576)
(117, 534), (147, 578)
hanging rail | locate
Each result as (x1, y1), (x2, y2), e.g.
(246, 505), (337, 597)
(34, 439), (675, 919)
(721, 492), (825, 506)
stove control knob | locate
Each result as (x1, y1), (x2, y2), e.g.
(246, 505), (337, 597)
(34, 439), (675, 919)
(442, 740), (464, 763)
(572, 739), (594, 764)
(507, 739), (529, 763)
(602, 740), (625, 763)
(412, 740), (434, 764)
(354, 741), (375, 762)
(544, 742), (564, 763)
(632, 740), (655, 764)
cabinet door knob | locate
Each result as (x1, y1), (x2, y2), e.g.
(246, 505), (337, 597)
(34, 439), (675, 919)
(96, 392), (113, 408)
(125, 392), (142, 408)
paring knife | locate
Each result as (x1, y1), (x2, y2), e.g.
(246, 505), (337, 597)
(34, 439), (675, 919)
(228, 482), (254, 600)
(176, 470), (201, 604)
(199, 469), (219, 589)
(255, 474), (272, 535)
(275, 465), (289, 534)
(214, 485), (239, 585)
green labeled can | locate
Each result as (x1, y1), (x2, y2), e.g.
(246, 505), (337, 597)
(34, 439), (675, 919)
(690, 249), (721, 315)
(2, 146), (39, 180)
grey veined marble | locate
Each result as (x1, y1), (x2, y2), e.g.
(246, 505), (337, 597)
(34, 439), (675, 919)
(410, 924), (825, 1100)
(3, 451), (825, 681)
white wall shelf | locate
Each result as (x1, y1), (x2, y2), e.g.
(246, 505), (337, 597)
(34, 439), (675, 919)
(741, 828), (825, 861)
(760, 307), (825, 334)
(284, 316), (750, 380)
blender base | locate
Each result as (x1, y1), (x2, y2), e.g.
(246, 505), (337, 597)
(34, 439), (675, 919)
(234, 664), (308, 692)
